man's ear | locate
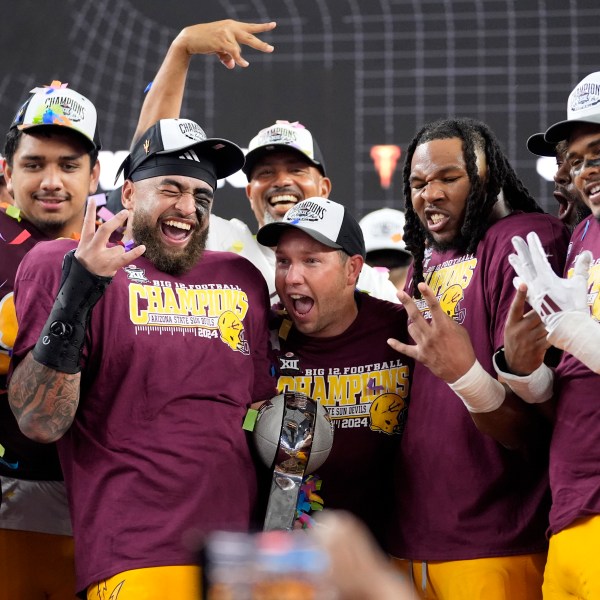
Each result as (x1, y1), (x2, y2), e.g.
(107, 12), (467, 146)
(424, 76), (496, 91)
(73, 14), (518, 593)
(88, 159), (101, 195)
(121, 180), (135, 210)
(319, 176), (332, 198)
(3, 161), (13, 195)
(347, 255), (364, 285)
(245, 181), (256, 212)
(245, 181), (266, 228)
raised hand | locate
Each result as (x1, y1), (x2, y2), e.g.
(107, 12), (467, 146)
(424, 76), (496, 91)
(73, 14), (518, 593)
(388, 282), (476, 383)
(175, 19), (276, 68)
(131, 20), (276, 145)
(75, 199), (146, 277)
(509, 231), (600, 374)
(503, 283), (549, 375)
(509, 231), (591, 325)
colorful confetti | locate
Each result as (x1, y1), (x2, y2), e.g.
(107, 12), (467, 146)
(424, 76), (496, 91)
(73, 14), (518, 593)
(295, 475), (324, 529)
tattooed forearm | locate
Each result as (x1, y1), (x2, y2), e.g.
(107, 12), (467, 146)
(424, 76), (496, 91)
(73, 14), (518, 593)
(8, 352), (81, 443)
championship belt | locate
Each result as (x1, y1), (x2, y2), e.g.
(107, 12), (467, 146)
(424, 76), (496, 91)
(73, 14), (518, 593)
(262, 391), (317, 531)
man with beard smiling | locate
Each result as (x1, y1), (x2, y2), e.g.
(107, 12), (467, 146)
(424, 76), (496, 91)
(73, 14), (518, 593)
(385, 117), (570, 599)
(117, 122), (216, 276)
(7, 118), (276, 599)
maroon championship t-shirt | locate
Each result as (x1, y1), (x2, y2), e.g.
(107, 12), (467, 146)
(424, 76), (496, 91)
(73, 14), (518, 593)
(389, 211), (569, 561)
(0, 208), (65, 481)
(12, 239), (276, 593)
(273, 292), (411, 543)
(549, 216), (600, 536)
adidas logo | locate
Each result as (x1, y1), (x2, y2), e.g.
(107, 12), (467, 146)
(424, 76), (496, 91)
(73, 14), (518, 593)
(178, 149), (201, 162)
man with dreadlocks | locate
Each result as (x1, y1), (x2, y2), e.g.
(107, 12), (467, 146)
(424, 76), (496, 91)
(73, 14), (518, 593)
(386, 117), (570, 599)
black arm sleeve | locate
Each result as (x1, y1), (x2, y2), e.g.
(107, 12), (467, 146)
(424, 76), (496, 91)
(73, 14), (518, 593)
(32, 250), (112, 374)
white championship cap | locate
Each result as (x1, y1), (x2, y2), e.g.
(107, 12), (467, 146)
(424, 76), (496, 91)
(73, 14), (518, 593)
(257, 196), (365, 258)
(359, 208), (410, 257)
(243, 120), (326, 179)
(11, 81), (100, 150)
(544, 72), (600, 143)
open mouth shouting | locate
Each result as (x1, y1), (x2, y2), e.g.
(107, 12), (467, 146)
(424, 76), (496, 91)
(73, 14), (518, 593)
(425, 209), (450, 232)
(160, 217), (196, 246)
(288, 293), (315, 319)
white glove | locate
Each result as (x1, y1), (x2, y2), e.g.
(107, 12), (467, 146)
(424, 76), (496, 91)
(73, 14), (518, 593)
(509, 231), (592, 322)
(509, 232), (600, 374)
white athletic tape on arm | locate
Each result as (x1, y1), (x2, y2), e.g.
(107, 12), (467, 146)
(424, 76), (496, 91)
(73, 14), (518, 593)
(547, 311), (600, 375)
(493, 350), (554, 404)
(448, 360), (506, 413)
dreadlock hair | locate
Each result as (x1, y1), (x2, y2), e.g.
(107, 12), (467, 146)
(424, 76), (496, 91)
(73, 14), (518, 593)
(402, 117), (543, 296)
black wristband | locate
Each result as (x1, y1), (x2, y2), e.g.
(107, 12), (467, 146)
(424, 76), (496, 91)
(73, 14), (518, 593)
(493, 347), (510, 374)
(32, 250), (112, 374)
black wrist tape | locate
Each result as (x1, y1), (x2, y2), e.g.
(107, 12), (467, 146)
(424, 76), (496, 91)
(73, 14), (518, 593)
(32, 250), (112, 374)
(493, 347), (511, 374)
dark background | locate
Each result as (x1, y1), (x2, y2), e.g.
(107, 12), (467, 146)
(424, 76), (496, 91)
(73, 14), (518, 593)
(1, 0), (597, 230)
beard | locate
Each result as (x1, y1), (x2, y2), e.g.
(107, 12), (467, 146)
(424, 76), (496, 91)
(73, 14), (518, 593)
(424, 229), (470, 253)
(262, 208), (279, 224)
(132, 214), (209, 275)
(572, 203), (593, 225)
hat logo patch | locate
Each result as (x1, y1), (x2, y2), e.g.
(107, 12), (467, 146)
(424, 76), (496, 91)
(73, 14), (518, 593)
(570, 81), (600, 113)
(42, 96), (85, 123)
(287, 200), (326, 223)
(374, 222), (402, 240)
(178, 121), (207, 142)
(259, 125), (298, 146)
(178, 149), (201, 162)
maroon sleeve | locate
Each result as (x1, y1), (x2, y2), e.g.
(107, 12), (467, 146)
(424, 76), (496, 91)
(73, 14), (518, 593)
(9, 239), (76, 377)
(250, 287), (277, 402)
(484, 213), (569, 352)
